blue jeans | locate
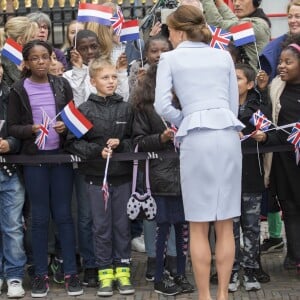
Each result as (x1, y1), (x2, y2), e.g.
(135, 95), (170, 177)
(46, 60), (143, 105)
(0, 171), (26, 280)
(143, 220), (177, 258)
(74, 170), (96, 268)
(23, 164), (77, 276)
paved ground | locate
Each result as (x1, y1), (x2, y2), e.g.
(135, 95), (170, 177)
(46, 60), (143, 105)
(1, 222), (300, 299)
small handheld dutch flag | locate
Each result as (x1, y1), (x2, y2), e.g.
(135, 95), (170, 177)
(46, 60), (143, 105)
(77, 3), (113, 26)
(1, 38), (23, 66)
(120, 20), (140, 42)
(230, 22), (256, 47)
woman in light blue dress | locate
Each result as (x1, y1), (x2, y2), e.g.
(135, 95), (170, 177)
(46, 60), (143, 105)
(154, 5), (244, 300)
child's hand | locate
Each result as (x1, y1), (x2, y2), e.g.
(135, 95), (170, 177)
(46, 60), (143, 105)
(106, 138), (120, 149)
(53, 121), (66, 134)
(116, 53), (128, 71)
(251, 130), (267, 143)
(0, 138), (10, 153)
(160, 128), (174, 143)
(70, 49), (83, 68)
(149, 21), (162, 37)
(137, 68), (147, 83)
(32, 124), (41, 134)
(101, 146), (112, 159)
(256, 70), (269, 90)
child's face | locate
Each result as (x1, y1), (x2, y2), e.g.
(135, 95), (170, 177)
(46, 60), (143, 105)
(76, 36), (100, 65)
(48, 61), (65, 76)
(146, 40), (170, 65)
(25, 45), (51, 80)
(90, 66), (118, 97)
(278, 49), (300, 84)
(236, 69), (254, 98)
(68, 22), (84, 46)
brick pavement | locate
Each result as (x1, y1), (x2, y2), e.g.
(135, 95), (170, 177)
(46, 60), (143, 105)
(1, 222), (300, 300)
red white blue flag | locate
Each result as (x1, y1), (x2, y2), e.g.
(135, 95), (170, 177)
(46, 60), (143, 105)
(249, 110), (271, 132)
(120, 20), (140, 42)
(60, 101), (93, 139)
(287, 122), (300, 165)
(110, 6), (124, 36)
(102, 146), (111, 210)
(35, 109), (51, 150)
(230, 22), (256, 47)
(77, 3), (113, 26)
(208, 25), (232, 50)
(1, 38), (23, 66)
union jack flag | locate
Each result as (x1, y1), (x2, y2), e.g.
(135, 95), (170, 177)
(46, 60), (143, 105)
(249, 110), (272, 131)
(35, 109), (51, 150)
(287, 122), (300, 165)
(110, 6), (124, 36)
(208, 25), (232, 50)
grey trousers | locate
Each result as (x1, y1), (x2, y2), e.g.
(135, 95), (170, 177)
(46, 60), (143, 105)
(87, 181), (131, 269)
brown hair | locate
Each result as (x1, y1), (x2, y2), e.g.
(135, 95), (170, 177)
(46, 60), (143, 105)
(166, 5), (211, 43)
(287, 0), (300, 13)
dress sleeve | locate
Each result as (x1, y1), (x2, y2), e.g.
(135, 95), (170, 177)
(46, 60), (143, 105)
(154, 55), (183, 127)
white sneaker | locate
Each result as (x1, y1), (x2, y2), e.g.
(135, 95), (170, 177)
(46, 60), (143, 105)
(131, 235), (145, 253)
(0, 278), (3, 295)
(7, 279), (25, 298)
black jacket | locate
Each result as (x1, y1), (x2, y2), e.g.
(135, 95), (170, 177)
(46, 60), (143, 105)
(132, 106), (181, 196)
(240, 88), (271, 193)
(65, 93), (133, 185)
(7, 75), (73, 155)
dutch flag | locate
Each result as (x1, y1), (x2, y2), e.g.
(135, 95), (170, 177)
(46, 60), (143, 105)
(120, 20), (140, 42)
(1, 38), (23, 66)
(230, 22), (256, 47)
(77, 3), (113, 26)
(61, 101), (93, 139)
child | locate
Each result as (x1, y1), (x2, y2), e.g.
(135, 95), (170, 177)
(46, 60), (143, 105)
(65, 57), (134, 297)
(0, 59), (26, 298)
(252, 39), (300, 275)
(228, 63), (270, 292)
(7, 40), (83, 298)
(132, 64), (194, 296)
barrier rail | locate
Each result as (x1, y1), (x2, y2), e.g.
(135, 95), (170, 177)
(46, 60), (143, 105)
(0, 144), (294, 164)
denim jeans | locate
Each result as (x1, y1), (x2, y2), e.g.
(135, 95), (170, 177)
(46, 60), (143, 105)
(143, 220), (177, 258)
(74, 170), (96, 268)
(23, 164), (77, 276)
(0, 171), (26, 280)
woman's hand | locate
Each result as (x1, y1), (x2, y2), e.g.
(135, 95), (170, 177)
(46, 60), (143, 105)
(149, 21), (162, 37)
(53, 121), (66, 134)
(251, 130), (267, 143)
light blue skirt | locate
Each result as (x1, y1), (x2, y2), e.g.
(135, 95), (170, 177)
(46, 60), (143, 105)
(179, 128), (242, 222)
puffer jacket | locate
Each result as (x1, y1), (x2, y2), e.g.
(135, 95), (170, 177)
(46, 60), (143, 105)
(65, 93), (133, 185)
(132, 106), (181, 196)
(240, 88), (271, 193)
(7, 74), (73, 154)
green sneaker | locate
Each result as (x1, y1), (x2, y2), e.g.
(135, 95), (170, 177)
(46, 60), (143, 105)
(97, 269), (114, 297)
(115, 267), (135, 295)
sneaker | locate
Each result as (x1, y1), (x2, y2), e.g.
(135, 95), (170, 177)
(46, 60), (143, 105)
(154, 276), (181, 296)
(283, 254), (296, 270)
(83, 268), (98, 287)
(228, 271), (240, 292)
(243, 268), (261, 291)
(261, 237), (284, 254)
(50, 257), (64, 284)
(31, 275), (49, 298)
(165, 255), (177, 279)
(7, 279), (25, 298)
(145, 257), (156, 282)
(115, 267), (135, 295)
(65, 274), (83, 296)
(131, 235), (145, 253)
(253, 267), (270, 283)
(97, 268), (114, 297)
(0, 278), (3, 295)
(174, 275), (195, 293)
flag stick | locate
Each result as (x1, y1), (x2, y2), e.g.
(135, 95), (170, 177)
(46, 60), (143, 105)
(254, 41), (262, 70)
(138, 38), (144, 68)
(49, 111), (62, 125)
(74, 21), (79, 49)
